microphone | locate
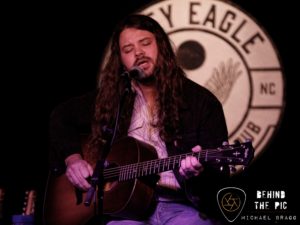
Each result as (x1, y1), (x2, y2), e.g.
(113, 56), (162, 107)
(125, 66), (146, 80)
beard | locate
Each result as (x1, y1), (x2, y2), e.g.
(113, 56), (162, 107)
(136, 67), (158, 85)
(137, 74), (156, 84)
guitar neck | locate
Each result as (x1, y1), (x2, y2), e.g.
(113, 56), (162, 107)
(118, 151), (201, 181)
(103, 144), (248, 181)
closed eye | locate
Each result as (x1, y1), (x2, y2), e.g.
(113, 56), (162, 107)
(122, 45), (134, 54)
(141, 38), (151, 46)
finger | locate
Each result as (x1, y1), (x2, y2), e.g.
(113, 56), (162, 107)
(66, 163), (90, 190)
(192, 145), (202, 152)
(185, 157), (200, 174)
(180, 158), (194, 178)
(190, 157), (201, 169)
(179, 159), (186, 176)
(183, 156), (189, 168)
(180, 158), (186, 170)
(87, 164), (93, 176)
(185, 156), (200, 169)
(73, 173), (90, 190)
(66, 169), (80, 187)
(80, 178), (91, 190)
(73, 163), (90, 189)
(79, 163), (91, 178)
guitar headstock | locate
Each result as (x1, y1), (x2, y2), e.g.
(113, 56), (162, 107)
(22, 189), (36, 216)
(206, 140), (254, 169)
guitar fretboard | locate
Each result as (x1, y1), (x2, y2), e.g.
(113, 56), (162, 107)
(117, 152), (201, 181)
(103, 144), (250, 181)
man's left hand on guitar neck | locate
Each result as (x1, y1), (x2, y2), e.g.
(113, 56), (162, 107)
(179, 145), (204, 179)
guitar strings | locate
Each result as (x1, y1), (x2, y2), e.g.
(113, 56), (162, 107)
(101, 145), (251, 179)
(102, 146), (248, 177)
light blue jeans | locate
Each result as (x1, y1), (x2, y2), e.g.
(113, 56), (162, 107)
(106, 201), (220, 225)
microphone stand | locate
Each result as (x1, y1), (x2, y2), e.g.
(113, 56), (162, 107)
(84, 75), (131, 225)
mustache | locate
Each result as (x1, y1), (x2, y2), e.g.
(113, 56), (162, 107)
(134, 57), (152, 67)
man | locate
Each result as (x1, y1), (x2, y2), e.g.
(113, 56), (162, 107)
(49, 14), (228, 225)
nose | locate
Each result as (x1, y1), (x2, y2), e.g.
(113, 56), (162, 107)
(135, 46), (145, 57)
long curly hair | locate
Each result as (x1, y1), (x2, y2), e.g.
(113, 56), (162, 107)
(91, 14), (186, 146)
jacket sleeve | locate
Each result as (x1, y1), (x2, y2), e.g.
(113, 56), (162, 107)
(179, 81), (229, 219)
(198, 94), (228, 149)
(48, 90), (96, 173)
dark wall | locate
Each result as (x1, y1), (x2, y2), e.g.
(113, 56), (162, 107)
(1, 0), (298, 224)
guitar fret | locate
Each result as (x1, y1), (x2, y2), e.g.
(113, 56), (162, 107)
(172, 156), (176, 169)
(148, 161), (151, 175)
(132, 164), (135, 179)
(123, 165), (127, 180)
(129, 164), (133, 179)
(171, 156), (174, 169)
(158, 160), (162, 173)
(145, 161), (149, 176)
(162, 158), (166, 171)
(129, 164), (132, 180)
(123, 165), (127, 181)
(119, 167), (123, 181)
(125, 165), (129, 181)
(144, 163), (147, 177)
(137, 163), (141, 177)
(141, 163), (145, 176)
(133, 164), (138, 178)
(156, 160), (160, 173)
(176, 156), (180, 168)
(150, 160), (154, 174)
(129, 165), (132, 179)
(149, 161), (152, 175)
(125, 165), (129, 180)
(122, 165), (126, 181)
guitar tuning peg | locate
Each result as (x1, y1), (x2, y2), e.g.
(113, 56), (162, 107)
(229, 165), (236, 173)
(222, 141), (229, 146)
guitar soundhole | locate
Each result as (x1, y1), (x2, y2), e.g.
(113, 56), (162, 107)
(104, 181), (118, 191)
(104, 162), (119, 192)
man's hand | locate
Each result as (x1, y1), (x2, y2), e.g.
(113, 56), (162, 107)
(65, 153), (93, 190)
(179, 145), (204, 179)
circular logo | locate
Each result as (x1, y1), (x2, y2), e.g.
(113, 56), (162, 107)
(221, 192), (241, 212)
(140, 0), (285, 169)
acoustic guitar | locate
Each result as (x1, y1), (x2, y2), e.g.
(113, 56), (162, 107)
(43, 136), (253, 225)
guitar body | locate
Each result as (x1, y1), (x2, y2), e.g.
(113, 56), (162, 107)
(43, 136), (158, 225)
(43, 136), (254, 225)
